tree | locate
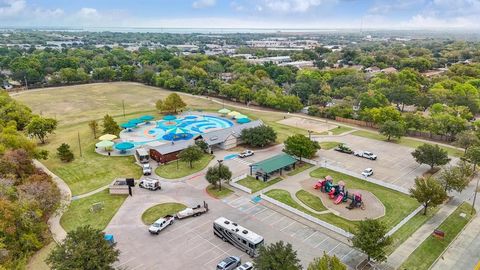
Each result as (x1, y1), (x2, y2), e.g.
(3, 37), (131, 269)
(178, 145), (203, 168)
(155, 99), (164, 112)
(379, 120), (405, 141)
(102, 114), (121, 135)
(455, 131), (479, 154)
(410, 176), (447, 215)
(195, 140), (209, 153)
(18, 171), (61, 217)
(88, 120), (100, 139)
(57, 143), (74, 162)
(162, 93), (186, 113)
(254, 241), (302, 270)
(47, 225), (119, 270)
(351, 219), (391, 263)
(284, 134), (320, 161)
(26, 116), (58, 144)
(465, 145), (480, 171)
(205, 163), (232, 191)
(240, 125), (277, 147)
(307, 252), (346, 270)
(438, 166), (469, 193)
(411, 144), (450, 169)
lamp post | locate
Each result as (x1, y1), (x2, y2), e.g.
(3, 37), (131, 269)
(308, 130), (313, 140)
(472, 176), (479, 215)
(217, 159), (223, 190)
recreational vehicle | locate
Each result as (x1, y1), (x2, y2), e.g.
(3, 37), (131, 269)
(213, 217), (264, 257)
(135, 148), (150, 163)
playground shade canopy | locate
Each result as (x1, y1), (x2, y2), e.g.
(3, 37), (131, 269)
(115, 142), (135, 150)
(218, 108), (231, 114)
(235, 114), (248, 119)
(129, 118), (143, 125)
(99, 134), (117, 141)
(120, 122), (136, 129)
(167, 127), (188, 135)
(251, 153), (297, 174)
(227, 111), (240, 117)
(237, 118), (251, 124)
(139, 115), (155, 121)
(96, 140), (114, 148)
(163, 115), (177, 121)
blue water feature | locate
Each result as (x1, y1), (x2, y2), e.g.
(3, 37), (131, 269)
(224, 154), (238, 160)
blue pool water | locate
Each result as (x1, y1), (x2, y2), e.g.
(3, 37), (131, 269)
(123, 115), (234, 146)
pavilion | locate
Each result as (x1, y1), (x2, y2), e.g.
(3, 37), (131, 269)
(249, 153), (297, 182)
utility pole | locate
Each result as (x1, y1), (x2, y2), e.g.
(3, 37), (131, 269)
(217, 159), (223, 191)
(308, 130), (313, 140)
(24, 75), (28, 90)
(78, 131), (82, 157)
(122, 100), (126, 118)
(472, 176), (479, 215)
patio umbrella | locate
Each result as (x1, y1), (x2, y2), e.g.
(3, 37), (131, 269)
(99, 134), (117, 141)
(139, 115), (155, 121)
(115, 142), (135, 151)
(129, 118), (143, 125)
(237, 118), (251, 124)
(235, 114), (248, 119)
(163, 115), (177, 121)
(167, 127), (188, 135)
(120, 122), (136, 129)
(227, 111), (240, 117)
(96, 140), (114, 148)
(218, 108), (231, 114)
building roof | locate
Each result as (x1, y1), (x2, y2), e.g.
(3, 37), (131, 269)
(201, 120), (264, 146)
(252, 153), (297, 174)
(147, 140), (195, 155)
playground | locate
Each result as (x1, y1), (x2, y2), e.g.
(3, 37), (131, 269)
(277, 117), (338, 134)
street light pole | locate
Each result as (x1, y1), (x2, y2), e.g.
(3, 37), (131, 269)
(308, 130), (313, 140)
(472, 176), (479, 215)
(217, 159), (223, 190)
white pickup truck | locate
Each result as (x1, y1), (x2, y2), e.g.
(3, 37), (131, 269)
(175, 201), (209, 219)
(354, 151), (377, 160)
(148, 215), (174, 235)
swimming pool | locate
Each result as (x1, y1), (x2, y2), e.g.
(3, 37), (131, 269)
(120, 114), (234, 146)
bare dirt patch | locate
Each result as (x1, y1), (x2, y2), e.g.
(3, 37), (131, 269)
(277, 117), (337, 133)
(300, 178), (385, 221)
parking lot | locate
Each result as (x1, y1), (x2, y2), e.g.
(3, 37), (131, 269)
(315, 134), (434, 189)
(105, 180), (365, 270)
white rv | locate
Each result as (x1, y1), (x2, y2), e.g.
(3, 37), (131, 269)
(135, 148), (150, 163)
(213, 217), (264, 257)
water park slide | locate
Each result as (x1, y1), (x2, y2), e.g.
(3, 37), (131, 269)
(334, 194), (344, 204)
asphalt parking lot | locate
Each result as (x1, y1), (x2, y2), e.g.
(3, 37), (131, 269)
(315, 134), (434, 189)
(106, 181), (365, 270)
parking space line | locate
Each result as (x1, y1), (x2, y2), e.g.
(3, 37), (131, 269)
(184, 238), (208, 253)
(259, 211), (276, 221)
(167, 218), (199, 233)
(129, 264), (144, 270)
(252, 207), (267, 216)
(115, 257), (136, 267)
(314, 237), (328, 248)
(340, 249), (354, 261)
(280, 221), (296, 232)
(168, 220), (211, 243)
(291, 226), (308, 237)
(203, 246), (237, 266)
(327, 243), (341, 255)
(228, 196), (245, 206)
(242, 203), (258, 213)
(269, 216), (286, 226)
(302, 231), (317, 242)
(192, 249), (211, 260)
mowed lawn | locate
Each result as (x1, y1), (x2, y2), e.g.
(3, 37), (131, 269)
(60, 190), (127, 232)
(155, 154), (213, 179)
(401, 202), (475, 270)
(236, 176), (284, 193)
(310, 168), (419, 231)
(142, 203), (187, 225)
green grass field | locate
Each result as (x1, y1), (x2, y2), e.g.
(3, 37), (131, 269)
(236, 176), (283, 193)
(206, 184), (234, 199)
(401, 202), (475, 270)
(319, 141), (341, 150)
(286, 163), (314, 176)
(310, 168), (419, 231)
(141, 203), (187, 225)
(155, 154), (213, 179)
(60, 190), (127, 232)
(319, 125), (353, 135)
(351, 130), (463, 157)
(26, 241), (56, 270)
(295, 190), (328, 211)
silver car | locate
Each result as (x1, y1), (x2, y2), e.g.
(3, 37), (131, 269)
(217, 256), (241, 270)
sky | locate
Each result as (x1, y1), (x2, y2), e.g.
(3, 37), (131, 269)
(0, 0), (480, 30)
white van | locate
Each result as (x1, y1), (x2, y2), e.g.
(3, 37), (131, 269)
(135, 148), (150, 163)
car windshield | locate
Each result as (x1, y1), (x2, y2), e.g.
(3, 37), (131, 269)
(152, 222), (161, 227)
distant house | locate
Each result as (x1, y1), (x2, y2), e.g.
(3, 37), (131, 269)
(220, 72), (233, 82)
(381, 67), (398, 74)
(422, 69), (447, 78)
(148, 140), (196, 164)
(365, 66), (381, 73)
(278, 61), (314, 69)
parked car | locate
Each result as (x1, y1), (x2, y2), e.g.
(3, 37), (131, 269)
(175, 201), (209, 219)
(148, 215), (174, 234)
(239, 150), (254, 158)
(217, 256), (241, 270)
(361, 168), (374, 177)
(235, 262), (254, 270)
(334, 144), (353, 154)
(139, 178), (161, 191)
(142, 163), (152, 175)
(354, 151), (377, 160)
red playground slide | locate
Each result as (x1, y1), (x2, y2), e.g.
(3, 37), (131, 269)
(334, 194), (344, 204)
(328, 188), (336, 199)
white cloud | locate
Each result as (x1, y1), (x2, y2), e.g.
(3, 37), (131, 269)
(192, 0), (216, 9)
(368, 0), (422, 15)
(258, 0), (333, 13)
(0, 0), (26, 17)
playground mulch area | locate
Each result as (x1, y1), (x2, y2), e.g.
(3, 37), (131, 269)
(277, 117), (338, 134)
(300, 179), (385, 221)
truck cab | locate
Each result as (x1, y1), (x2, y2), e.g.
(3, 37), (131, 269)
(148, 215), (174, 234)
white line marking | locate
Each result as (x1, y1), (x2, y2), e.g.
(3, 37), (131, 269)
(228, 196), (244, 206)
(115, 257), (136, 267)
(193, 249), (211, 260)
(252, 207), (267, 216)
(269, 215), (286, 226)
(327, 243), (341, 255)
(314, 237), (328, 248)
(291, 226), (308, 237)
(243, 204), (258, 213)
(280, 221), (296, 232)
(184, 239), (208, 253)
(168, 220), (211, 242)
(260, 211), (276, 221)
(129, 264), (144, 270)
(340, 249), (354, 261)
(302, 231), (317, 242)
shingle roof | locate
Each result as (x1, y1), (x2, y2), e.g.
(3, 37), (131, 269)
(252, 153), (297, 174)
(201, 120), (264, 146)
(146, 140), (195, 155)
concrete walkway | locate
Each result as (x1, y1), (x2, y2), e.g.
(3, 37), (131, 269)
(34, 160), (71, 243)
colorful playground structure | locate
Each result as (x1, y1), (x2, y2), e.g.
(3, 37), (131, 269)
(313, 176), (364, 210)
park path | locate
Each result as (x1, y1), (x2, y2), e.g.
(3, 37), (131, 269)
(387, 175), (479, 268)
(33, 160), (71, 243)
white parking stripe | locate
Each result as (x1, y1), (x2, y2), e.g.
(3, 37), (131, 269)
(115, 257), (136, 267)
(228, 196), (244, 206)
(280, 221), (296, 232)
(340, 249), (354, 261)
(193, 249), (211, 260)
(242, 204), (258, 213)
(168, 220), (211, 242)
(269, 215), (286, 226)
(252, 207), (267, 216)
(327, 243), (341, 255)
(314, 237), (328, 248)
(302, 231), (317, 242)
(129, 264), (144, 270)
(259, 211), (276, 221)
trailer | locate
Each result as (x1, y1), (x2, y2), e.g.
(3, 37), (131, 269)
(175, 201), (209, 219)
